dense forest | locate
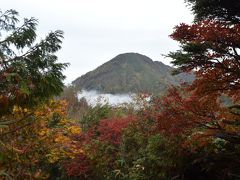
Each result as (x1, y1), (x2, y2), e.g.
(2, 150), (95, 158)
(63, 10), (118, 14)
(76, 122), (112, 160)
(1, 0), (240, 179)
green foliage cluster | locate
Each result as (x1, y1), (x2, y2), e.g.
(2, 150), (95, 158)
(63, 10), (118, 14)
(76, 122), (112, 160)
(80, 104), (112, 131)
(79, 103), (130, 132)
(0, 9), (69, 178)
(0, 9), (68, 116)
(186, 0), (240, 23)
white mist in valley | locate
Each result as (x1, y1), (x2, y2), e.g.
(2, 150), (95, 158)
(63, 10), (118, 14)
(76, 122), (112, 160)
(78, 90), (134, 106)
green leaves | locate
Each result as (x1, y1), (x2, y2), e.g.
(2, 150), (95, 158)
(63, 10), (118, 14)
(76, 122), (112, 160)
(0, 9), (19, 31)
(10, 17), (37, 48)
(186, 0), (240, 23)
(5, 72), (18, 81)
(19, 81), (30, 95)
(0, 9), (68, 111)
(43, 30), (64, 53)
(169, 51), (192, 67)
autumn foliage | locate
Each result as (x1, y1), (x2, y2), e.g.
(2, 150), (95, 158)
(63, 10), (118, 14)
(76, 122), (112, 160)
(1, 1), (240, 178)
(97, 117), (135, 145)
(61, 2), (240, 179)
(169, 20), (240, 99)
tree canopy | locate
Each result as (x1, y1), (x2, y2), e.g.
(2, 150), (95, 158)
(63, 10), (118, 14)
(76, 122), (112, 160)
(169, 20), (240, 98)
(0, 9), (68, 116)
(186, 0), (240, 23)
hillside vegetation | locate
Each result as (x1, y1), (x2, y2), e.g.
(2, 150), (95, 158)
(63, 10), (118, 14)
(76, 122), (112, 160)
(73, 53), (194, 94)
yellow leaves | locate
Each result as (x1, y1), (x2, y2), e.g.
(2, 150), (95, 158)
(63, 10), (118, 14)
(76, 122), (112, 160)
(13, 105), (20, 113)
(54, 134), (69, 143)
(69, 146), (84, 157)
(38, 128), (49, 137)
(46, 149), (61, 163)
(33, 100), (67, 118)
(46, 145), (83, 163)
(58, 119), (67, 125)
(47, 134), (81, 163)
(34, 107), (51, 118)
(46, 122), (82, 162)
(49, 100), (68, 116)
(67, 126), (81, 134)
(2, 99), (83, 173)
(13, 105), (28, 114)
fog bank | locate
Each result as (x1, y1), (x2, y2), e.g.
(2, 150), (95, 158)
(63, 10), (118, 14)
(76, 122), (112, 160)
(78, 90), (133, 106)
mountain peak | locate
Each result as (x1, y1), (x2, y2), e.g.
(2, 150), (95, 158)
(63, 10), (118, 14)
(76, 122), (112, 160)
(73, 53), (194, 94)
(115, 52), (152, 59)
(108, 52), (153, 65)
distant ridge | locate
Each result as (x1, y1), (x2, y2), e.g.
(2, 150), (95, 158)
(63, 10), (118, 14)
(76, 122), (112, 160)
(73, 53), (194, 94)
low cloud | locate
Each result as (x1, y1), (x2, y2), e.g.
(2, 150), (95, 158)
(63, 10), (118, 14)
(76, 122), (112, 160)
(78, 90), (133, 106)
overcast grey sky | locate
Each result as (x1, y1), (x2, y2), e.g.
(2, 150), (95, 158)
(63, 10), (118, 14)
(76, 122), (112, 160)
(2, 0), (193, 83)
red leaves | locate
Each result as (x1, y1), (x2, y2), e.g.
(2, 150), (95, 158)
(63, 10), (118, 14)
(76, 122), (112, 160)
(74, 116), (135, 146)
(63, 116), (135, 177)
(148, 87), (225, 135)
(171, 20), (240, 100)
(190, 66), (240, 98)
(63, 153), (92, 179)
(171, 21), (240, 46)
(171, 23), (195, 43)
(98, 116), (135, 145)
